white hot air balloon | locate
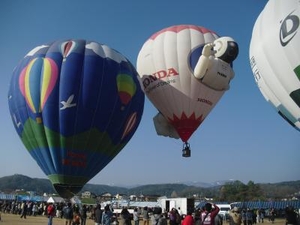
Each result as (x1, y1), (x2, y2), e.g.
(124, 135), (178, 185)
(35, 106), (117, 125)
(249, 0), (300, 131)
(137, 25), (239, 157)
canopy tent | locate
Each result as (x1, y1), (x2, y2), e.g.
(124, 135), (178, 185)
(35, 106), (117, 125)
(129, 201), (159, 208)
(47, 196), (65, 203)
(231, 201), (300, 209)
(196, 201), (300, 210)
(17, 195), (47, 202)
(0, 194), (15, 200)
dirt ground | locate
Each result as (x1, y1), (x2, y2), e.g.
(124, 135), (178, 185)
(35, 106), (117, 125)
(0, 213), (93, 225)
(0, 213), (287, 225)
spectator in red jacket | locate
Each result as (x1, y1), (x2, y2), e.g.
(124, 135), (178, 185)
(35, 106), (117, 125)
(182, 210), (194, 225)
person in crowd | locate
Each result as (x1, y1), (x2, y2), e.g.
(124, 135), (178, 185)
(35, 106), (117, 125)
(20, 201), (28, 219)
(168, 207), (181, 225)
(168, 208), (177, 225)
(285, 206), (298, 225)
(181, 209), (194, 225)
(143, 206), (150, 225)
(27, 201), (33, 216)
(47, 202), (56, 225)
(133, 207), (140, 225)
(255, 209), (259, 223)
(73, 211), (81, 225)
(74, 204), (80, 214)
(252, 209), (256, 225)
(194, 208), (202, 225)
(80, 204), (88, 225)
(269, 208), (275, 224)
(200, 203), (220, 225)
(56, 202), (63, 218)
(259, 209), (264, 223)
(229, 207), (242, 225)
(120, 207), (131, 225)
(94, 204), (103, 225)
(160, 212), (168, 225)
(177, 207), (182, 217)
(102, 204), (114, 225)
(175, 209), (181, 225)
(32, 203), (38, 216)
(241, 209), (247, 225)
(214, 214), (223, 225)
(151, 207), (162, 225)
(246, 208), (253, 225)
(63, 202), (74, 225)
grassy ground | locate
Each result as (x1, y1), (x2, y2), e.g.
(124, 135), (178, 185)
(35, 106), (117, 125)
(0, 213), (287, 225)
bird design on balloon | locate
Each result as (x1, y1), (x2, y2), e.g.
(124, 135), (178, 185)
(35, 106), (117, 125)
(60, 94), (77, 110)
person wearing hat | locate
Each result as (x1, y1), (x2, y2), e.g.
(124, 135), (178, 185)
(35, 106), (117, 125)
(201, 203), (220, 225)
(229, 207), (242, 225)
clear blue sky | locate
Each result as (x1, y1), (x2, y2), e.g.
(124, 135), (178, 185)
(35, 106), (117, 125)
(0, 0), (299, 187)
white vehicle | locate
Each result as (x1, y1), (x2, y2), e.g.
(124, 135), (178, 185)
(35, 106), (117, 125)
(216, 204), (231, 220)
(158, 197), (195, 215)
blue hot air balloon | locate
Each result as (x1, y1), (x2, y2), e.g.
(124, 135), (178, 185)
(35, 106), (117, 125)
(8, 40), (145, 198)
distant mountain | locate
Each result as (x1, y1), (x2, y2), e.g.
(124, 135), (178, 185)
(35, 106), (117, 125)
(0, 174), (227, 196)
(0, 174), (54, 193)
(182, 180), (233, 188)
(82, 183), (128, 195)
(0, 174), (299, 199)
(0, 174), (128, 195)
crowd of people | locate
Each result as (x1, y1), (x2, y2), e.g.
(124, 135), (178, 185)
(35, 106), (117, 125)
(227, 206), (300, 225)
(114, 202), (221, 225)
(0, 200), (91, 225)
(0, 200), (299, 225)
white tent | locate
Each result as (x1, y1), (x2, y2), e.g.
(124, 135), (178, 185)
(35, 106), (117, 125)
(47, 196), (65, 203)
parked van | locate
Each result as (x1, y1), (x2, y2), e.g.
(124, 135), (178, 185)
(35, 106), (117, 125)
(158, 197), (195, 216)
(216, 204), (231, 220)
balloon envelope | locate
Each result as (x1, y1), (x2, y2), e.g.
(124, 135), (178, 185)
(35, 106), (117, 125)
(8, 40), (145, 198)
(137, 25), (231, 143)
(249, 0), (300, 131)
